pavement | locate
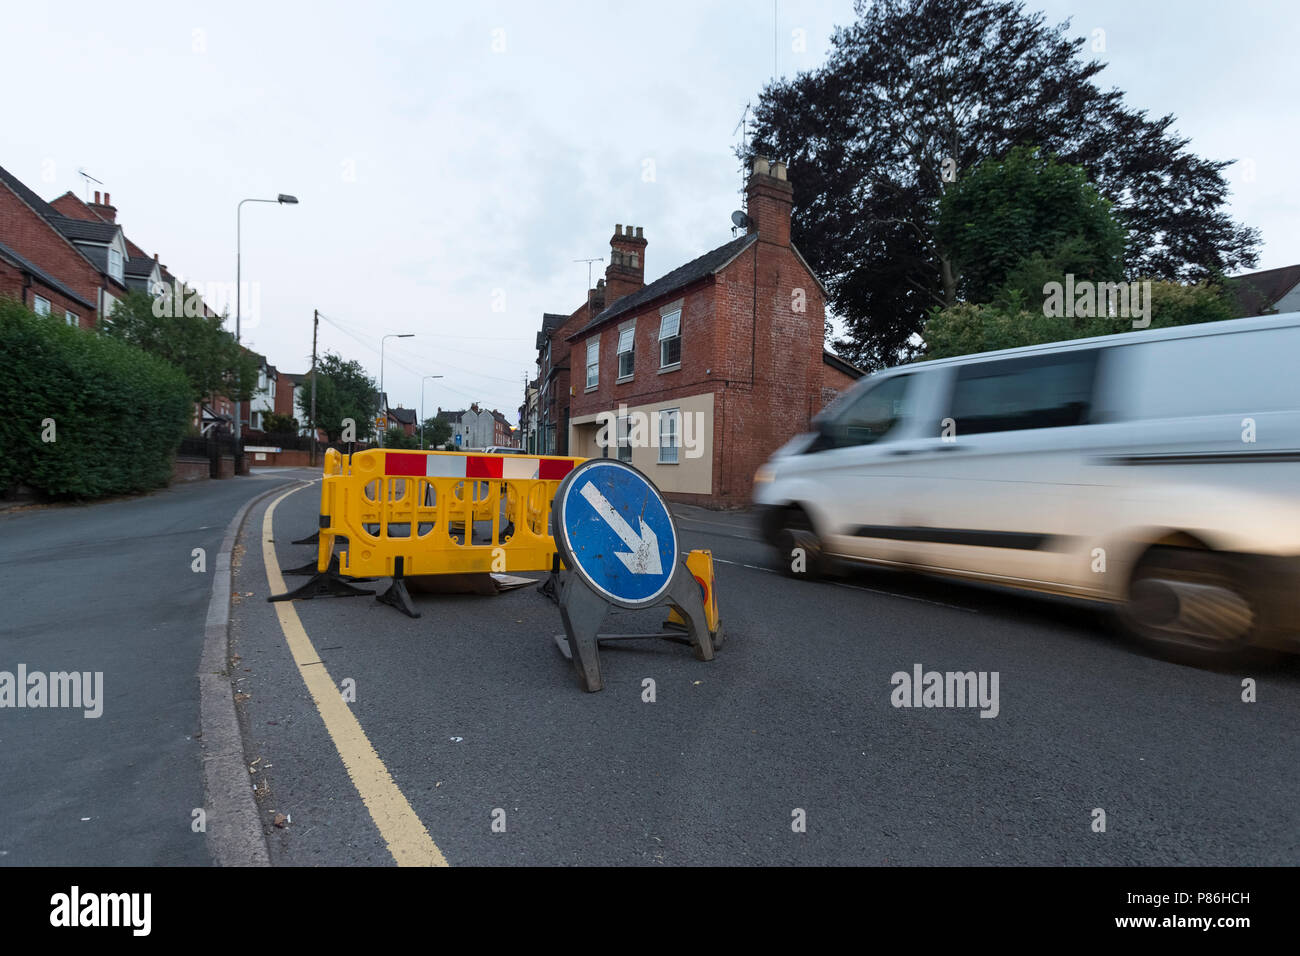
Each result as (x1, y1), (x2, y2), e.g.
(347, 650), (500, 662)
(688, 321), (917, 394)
(223, 481), (1300, 866)
(0, 469), (314, 865)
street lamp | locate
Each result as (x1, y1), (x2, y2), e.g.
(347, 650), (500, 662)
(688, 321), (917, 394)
(234, 193), (298, 453)
(378, 333), (414, 447)
(420, 375), (444, 450)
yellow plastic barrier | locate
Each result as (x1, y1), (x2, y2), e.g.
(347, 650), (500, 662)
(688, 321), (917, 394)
(320, 449), (585, 578)
(311, 447), (348, 570)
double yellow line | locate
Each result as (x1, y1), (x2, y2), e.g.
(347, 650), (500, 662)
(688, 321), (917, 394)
(261, 486), (448, 867)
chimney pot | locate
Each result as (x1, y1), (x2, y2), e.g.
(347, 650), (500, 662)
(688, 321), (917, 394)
(94, 191), (101, 204)
(773, 162), (787, 181)
(752, 156), (770, 176)
(615, 224), (622, 235)
(635, 226), (643, 238)
(104, 192), (111, 205)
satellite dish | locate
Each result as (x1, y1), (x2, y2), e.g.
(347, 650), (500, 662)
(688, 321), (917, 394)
(731, 210), (753, 229)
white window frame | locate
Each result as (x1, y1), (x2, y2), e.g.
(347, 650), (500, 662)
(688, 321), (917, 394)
(108, 247), (124, 282)
(659, 310), (681, 369)
(65, 311), (78, 327)
(33, 295), (51, 316)
(616, 324), (635, 380)
(658, 408), (680, 464)
(616, 415), (632, 462)
(585, 337), (600, 390)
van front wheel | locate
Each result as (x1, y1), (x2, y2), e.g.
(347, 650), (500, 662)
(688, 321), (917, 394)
(775, 507), (827, 580)
(1119, 546), (1257, 666)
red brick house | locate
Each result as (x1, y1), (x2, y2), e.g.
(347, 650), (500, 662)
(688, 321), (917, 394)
(0, 167), (117, 326)
(533, 280), (609, 456)
(565, 158), (861, 506)
(387, 405), (418, 437)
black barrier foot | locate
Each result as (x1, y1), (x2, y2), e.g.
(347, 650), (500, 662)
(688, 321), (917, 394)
(376, 578), (420, 618)
(291, 530), (320, 546)
(282, 559), (322, 576)
(269, 555), (374, 603)
(375, 558), (420, 618)
(537, 555), (561, 605)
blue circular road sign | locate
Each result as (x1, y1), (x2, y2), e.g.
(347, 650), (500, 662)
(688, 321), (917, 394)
(553, 459), (678, 608)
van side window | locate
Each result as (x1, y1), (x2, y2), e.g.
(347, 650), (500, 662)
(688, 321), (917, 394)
(820, 373), (912, 448)
(949, 350), (1098, 435)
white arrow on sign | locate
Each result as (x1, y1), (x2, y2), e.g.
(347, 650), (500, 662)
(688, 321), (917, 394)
(579, 480), (663, 576)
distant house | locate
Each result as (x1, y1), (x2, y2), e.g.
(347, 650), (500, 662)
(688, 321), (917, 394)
(490, 408), (517, 447)
(437, 404), (501, 449)
(519, 379), (539, 453)
(1227, 264), (1300, 316)
(387, 405), (417, 437)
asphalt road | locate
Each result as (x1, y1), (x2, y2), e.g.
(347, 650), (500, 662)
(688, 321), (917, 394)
(0, 471), (309, 866)
(230, 481), (1300, 866)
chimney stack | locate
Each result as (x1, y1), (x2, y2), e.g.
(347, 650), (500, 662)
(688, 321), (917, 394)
(89, 190), (118, 223)
(604, 223), (647, 308)
(745, 156), (793, 246)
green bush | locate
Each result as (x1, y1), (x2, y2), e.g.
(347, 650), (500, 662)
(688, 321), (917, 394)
(922, 280), (1236, 360)
(382, 426), (420, 449)
(0, 298), (192, 498)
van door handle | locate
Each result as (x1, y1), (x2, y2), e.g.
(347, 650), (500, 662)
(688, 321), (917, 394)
(938, 444), (969, 451)
(887, 448), (914, 456)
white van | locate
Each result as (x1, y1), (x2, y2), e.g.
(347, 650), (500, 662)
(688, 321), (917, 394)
(753, 314), (1300, 663)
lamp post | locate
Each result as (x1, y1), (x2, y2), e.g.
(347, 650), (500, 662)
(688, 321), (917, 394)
(420, 375), (444, 449)
(234, 193), (298, 457)
(379, 333), (414, 447)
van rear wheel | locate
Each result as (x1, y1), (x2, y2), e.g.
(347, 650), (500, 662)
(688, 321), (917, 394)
(775, 507), (827, 579)
(1119, 546), (1257, 666)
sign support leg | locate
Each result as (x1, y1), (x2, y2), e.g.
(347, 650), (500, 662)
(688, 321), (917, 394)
(663, 563), (716, 662)
(558, 573), (607, 692)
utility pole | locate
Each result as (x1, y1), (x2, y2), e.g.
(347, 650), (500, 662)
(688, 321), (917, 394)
(310, 309), (319, 467)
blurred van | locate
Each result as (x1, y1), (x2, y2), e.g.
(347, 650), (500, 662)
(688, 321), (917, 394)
(753, 314), (1300, 663)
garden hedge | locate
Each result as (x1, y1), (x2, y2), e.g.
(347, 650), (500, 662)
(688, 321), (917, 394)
(0, 298), (192, 498)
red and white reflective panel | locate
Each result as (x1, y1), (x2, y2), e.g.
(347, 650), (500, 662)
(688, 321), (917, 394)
(385, 452), (574, 481)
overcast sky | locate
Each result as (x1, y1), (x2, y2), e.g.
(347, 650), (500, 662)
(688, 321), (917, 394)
(4, 1), (1295, 424)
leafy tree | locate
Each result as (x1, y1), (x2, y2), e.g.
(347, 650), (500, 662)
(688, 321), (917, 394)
(311, 352), (376, 442)
(101, 291), (258, 404)
(747, 0), (1259, 370)
(420, 416), (452, 449)
(263, 412), (297, 434)
(936, 147), (1126, 304)
(922, 279), (1236, 359)
(382, 426), (420, 449)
